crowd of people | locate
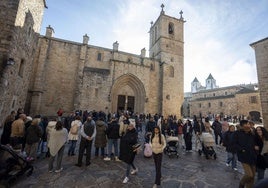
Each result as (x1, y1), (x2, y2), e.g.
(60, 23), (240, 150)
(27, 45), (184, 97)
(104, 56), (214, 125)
(1, 108), (268, 188)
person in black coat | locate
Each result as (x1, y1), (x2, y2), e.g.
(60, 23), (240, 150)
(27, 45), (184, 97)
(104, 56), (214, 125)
(255, 126), (268, 181)
(232, 120), (257, 188)
(0, 111), (15, 145)
(223, 125), (237, 170)
(183, 119), (193, 152)
(104, 117), (120, 161)
(211, 115), (222, 145)
(119, 119), (138, 184)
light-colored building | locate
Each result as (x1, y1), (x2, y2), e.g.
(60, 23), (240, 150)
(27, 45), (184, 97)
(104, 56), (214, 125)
(0, 2), (185, 124)
(250, 37), (268, 129)
(183, 75), (261, 122)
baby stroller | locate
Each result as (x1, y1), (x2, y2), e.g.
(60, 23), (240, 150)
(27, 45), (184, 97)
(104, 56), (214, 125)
(165, 135), (179, 158)
(198, 133), (216, 159)
(0, 144), (33, 187)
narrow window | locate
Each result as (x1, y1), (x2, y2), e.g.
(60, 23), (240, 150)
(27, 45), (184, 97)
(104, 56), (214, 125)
(219, 101), (223, 107)
(169, 66), (174, 77)
(199, 103), (202, 108)
(18, 59), (25, 77)
(168, 22), (174, 34)
(213, 93), (215, 97)
(208, 103), (211, 108)
(95, 88), (98, 97)
(97, 53), (102, 61)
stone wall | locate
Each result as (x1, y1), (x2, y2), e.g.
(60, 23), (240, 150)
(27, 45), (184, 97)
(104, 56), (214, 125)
(0, 0), (45, 124)
(251, 38), (268, 128)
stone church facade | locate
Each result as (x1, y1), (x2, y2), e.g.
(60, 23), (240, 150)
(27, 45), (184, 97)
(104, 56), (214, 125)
(0, 1), (185, 124)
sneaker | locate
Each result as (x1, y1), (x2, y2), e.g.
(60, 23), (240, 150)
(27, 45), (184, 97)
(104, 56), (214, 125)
(131, 168), (138, 175)
(122, 177), (129, 184)
(115, 156), (121, 161)
(233, 168), (238, 171)
(103, 157), (111, 161)
(226, 163), (230, 167)
(153, 184), (157, 188)
(55, 167), (63, 173)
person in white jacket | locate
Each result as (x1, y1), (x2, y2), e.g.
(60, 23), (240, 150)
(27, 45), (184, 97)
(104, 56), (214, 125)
(68, 116), (82, 156)
(150, 126), (166, 188)
(47, 121), (68, 173)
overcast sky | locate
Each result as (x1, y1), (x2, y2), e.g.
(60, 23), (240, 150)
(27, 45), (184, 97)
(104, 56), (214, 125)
(41, 0), (268, 92)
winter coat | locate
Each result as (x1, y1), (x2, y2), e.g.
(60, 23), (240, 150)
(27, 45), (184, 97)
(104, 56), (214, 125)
(25, 124), (42, 145)
(47, 128), (68, 156)
(146, 120), (156, 133)
(94, 120), (107, 148)
(232, 129), (256, 165)
(150, 133), (166, 154)
(222, 131), (236, 153)
(212, 120), (222, 134)
(1, 120), (13, 145)
(119, 128), (138, 164)
(255, 135), (266, 170)
(106, 120), (120, 139)
(68, 120), (82, 140)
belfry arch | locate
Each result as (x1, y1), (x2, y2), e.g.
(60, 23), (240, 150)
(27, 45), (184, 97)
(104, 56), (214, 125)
(110, 74), (146, 114)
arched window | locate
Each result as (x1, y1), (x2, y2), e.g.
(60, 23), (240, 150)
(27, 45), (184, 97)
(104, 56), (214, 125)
(168, 22), (174, 34)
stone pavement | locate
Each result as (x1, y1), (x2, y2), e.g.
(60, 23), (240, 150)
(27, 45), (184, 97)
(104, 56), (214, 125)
(11, 133), (245, 188)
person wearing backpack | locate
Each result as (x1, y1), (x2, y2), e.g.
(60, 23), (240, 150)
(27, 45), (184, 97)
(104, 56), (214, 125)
(68, 116), (82, 156)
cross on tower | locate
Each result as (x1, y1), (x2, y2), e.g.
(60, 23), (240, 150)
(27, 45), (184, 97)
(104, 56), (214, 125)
(161, 4), (165, 14)
(179, 10), (184, 20)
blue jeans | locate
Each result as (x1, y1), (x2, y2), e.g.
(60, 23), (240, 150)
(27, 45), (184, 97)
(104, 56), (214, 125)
(226, 152), (237, 168)
(125, 162), (136, 177)
(48, 145), (65, 171)
(68, 140), (77, 155)
(107, 139), (119, 157)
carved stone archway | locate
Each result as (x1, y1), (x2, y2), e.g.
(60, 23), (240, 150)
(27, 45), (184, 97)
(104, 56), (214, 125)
(110, 74), (146, 114)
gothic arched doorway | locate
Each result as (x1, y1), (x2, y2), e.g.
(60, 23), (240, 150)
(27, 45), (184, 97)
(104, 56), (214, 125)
(110, 74), (146, 114)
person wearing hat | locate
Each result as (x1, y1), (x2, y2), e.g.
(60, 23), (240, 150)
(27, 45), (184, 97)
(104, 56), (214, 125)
(119, 119), (139, 184)
(232, 120), (257, 188)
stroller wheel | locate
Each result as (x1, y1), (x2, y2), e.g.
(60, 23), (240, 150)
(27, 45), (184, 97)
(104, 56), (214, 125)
(213, 154), (217, 160)
(198, 149), (202, 156)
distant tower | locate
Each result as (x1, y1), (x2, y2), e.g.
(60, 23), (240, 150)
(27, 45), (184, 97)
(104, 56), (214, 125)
(149, 4), (185, 116)
(206, 73), (217, 90)
(191, 77), (201, 93)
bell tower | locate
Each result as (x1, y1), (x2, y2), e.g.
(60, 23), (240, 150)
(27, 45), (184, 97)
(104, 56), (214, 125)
(149, 4), (185, 117)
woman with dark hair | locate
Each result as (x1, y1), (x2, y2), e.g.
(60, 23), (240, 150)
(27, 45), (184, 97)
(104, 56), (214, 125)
(119, 119), (138, 184)
(150, 126), (166, 188)
(255, 126), (268, 181)
(47, 121), (68, 173)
